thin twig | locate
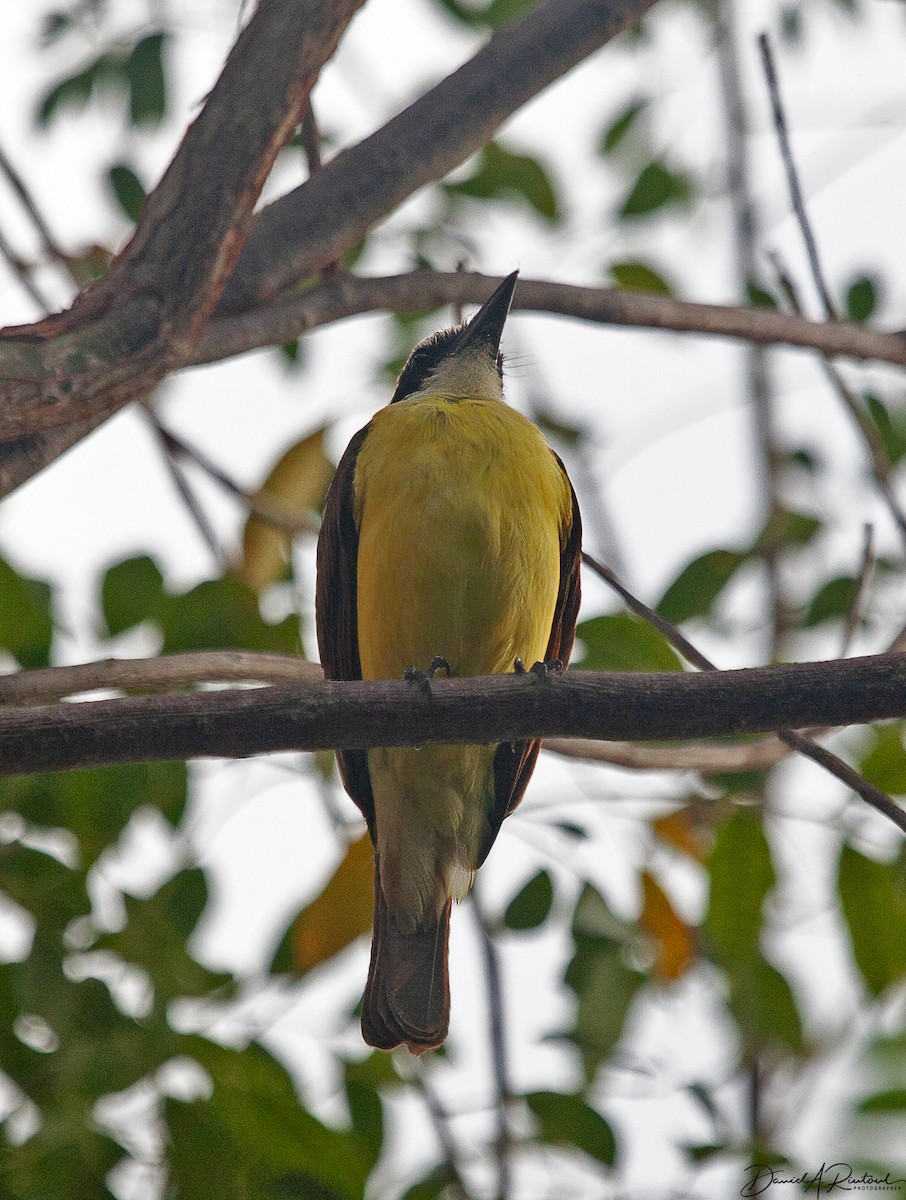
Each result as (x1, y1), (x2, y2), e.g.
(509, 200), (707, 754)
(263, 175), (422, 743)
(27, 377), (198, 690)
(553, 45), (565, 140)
(767, 252), (906, 553)
(0, 226), (52, 312)
(410, 1063), (475, 1200)
(143, 411), (228, 572)
(580, 551), (906, 834)
(299, 97), (323, 176)
(841, 524), (875, 657)
(720, 6), (787, 662)
(470, 890), (511, 1200)
(154, 418), (318, 535)
(758, 31), (836, 319)
(0, 142), (76, 283)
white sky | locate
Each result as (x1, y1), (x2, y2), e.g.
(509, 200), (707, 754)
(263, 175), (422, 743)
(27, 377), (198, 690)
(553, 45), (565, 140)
(2, 0), (906, 1195)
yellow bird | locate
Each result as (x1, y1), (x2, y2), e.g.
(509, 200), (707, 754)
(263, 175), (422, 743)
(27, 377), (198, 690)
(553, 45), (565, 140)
(316, 272), (581, 1053)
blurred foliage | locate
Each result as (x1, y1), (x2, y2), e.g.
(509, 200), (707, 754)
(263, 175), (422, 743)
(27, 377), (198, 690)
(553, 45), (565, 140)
(3, 0), (906, 1194)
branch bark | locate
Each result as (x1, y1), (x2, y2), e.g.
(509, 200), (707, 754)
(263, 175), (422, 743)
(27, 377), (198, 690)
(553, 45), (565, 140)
(1, 653), (905, 778)
(0, 0), (366, 490)
(193, 269), (906, 370)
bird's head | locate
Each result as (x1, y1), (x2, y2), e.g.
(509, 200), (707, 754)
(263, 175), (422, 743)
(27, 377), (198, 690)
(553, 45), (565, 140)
(391, 271), (518, 404)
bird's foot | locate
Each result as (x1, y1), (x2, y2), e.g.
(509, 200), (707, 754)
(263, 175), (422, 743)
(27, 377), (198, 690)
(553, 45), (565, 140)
(403, 657), (453, 694)
(528, 658), (564, 681)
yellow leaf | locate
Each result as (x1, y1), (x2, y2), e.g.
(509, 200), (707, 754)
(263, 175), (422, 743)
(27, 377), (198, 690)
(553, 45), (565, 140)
(292, 833), (374, 973)
(639, 870), (696, 983)
(239, 428), (334, 591)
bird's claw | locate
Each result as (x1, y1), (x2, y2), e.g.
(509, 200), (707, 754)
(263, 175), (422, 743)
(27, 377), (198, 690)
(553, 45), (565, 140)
(404, 657), (453, 693)
(403, 665), (432, 693)
(529, 658), (563, 681)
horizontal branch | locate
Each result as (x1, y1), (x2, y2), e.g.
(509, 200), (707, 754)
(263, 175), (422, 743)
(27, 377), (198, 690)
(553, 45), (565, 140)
(194, 269), (906, 370)
(543, 733), (791, 773)
(2, 653), (905, 778)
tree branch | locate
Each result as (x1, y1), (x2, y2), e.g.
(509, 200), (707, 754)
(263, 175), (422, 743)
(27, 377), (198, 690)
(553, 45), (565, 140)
(0, 0), (366, 489)
(218, 0), (660, 313)
(192, 270), (906, 370)
(2, 655), (906, 786)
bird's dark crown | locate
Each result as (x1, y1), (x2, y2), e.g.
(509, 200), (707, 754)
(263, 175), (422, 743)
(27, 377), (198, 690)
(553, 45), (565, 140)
(390, 325), (503, 404)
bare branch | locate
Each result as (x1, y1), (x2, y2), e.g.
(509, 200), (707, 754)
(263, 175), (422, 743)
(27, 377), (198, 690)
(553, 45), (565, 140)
(193, 270), (906, 369)
(470, 892), (512, 1200)
(0, 142), (76, 283)
(2, 657), (906, 801)
(0, 651), (322, 706)
(219, 0), (660, 313)
(544, 734), (791, 773)
(758, 32), (836, 319)
(581, 552), (906, 832)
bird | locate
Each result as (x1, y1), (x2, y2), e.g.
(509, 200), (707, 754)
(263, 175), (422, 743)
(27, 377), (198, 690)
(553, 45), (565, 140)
(315, 271), (581, 1053)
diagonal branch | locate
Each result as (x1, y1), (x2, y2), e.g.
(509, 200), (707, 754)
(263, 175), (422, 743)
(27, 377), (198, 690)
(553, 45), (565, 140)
(0, 0), (366, 488)
(219, 0), (660, 313)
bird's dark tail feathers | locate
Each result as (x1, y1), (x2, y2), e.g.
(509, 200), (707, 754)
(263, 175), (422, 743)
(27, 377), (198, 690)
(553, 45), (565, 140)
(362, 857), (451, 1054)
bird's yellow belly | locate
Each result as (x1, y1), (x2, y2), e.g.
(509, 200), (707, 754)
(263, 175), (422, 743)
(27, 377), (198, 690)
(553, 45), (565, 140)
(355, 397), (566, 680)
(352, 395), (571, 924)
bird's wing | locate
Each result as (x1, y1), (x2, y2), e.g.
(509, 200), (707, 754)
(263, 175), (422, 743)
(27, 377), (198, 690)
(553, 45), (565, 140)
(315, 424), (377, 839)
(481, 461), (582, 865)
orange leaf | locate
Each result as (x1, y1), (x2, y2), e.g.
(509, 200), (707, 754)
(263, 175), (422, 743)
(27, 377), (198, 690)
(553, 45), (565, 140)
(653, 807), (708, 862)
(639, 870), (696, 983)
(291, 833), (374, 973)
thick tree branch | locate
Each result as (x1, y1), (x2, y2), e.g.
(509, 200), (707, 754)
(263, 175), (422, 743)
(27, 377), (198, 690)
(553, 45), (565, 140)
(1, 654), (905, 781)
(0, 0), (365, 489)
(218, 0), (660, 313)
(193, 271), (906, 370)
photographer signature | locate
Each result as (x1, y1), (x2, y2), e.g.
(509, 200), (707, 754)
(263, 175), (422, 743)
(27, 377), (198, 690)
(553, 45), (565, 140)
(742, 1163), (906, 1196)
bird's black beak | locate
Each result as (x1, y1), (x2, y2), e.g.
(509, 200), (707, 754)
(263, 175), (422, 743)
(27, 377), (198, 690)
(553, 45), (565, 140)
(456, 271), (519, 356)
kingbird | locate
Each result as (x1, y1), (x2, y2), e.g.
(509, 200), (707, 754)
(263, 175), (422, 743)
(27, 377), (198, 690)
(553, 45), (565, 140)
(316, 271), (581, 1052)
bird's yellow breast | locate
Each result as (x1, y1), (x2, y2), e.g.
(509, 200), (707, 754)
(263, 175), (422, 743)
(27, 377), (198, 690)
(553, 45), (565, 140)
(353, 395), (571, 681)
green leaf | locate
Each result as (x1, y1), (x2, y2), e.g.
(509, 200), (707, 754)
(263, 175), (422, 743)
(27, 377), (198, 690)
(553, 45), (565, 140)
(619, 158), (693, 219)
(445, 141), (561, 223)
(160, 575), (302, 655)
(564, 886), (645, 1080)
(727, 953), (804, 1057)
(607, 259), (674, 296)
(107, 162), (146, 222)
(859, 725), (906, 795)
(657, 549), (746, 624)
(803, 575), (859, 627)
(102, 554), (165, 635)
(178, 1038), (377, 1198)
(839, 843), (906, 996)
(865, 395), (906, 466)
(857, 1088), (906, 1113)
(598, 97), (647, 155)
(0, 842), (89, 929)
(430, 0), (535, 30)
(526, 1091), (617, 1165)
(779, 5), (803, 44)
(37, 53), (123, 125)
(705, 809), (773, 966)
(574, 613), (682, 672)
(746, 281), (779, 310)
(845, 273), (879, 323)
(126, 33), (167, 125)
(503, 870), (554, 931)
(0, 556), (54, 668)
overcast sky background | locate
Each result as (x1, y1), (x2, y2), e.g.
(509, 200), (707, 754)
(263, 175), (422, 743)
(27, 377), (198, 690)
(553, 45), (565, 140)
(2, 0), (906, 1194)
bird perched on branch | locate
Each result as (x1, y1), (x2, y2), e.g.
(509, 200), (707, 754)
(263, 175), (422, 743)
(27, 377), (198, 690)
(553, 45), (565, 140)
(316, 271), (581, 1053)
